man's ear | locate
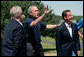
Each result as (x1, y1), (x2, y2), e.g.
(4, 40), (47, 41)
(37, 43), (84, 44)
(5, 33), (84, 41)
(64, 16), (66, 20)
(30, 12), (32, 16)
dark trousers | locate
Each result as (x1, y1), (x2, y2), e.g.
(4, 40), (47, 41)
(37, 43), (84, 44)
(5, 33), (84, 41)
(26, 42), (44, 56)
(26, 42), (34, 56)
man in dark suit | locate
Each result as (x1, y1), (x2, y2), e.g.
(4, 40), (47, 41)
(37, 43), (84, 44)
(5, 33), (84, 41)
(1, 6), (26, 56)
(56, 10), (81, 56)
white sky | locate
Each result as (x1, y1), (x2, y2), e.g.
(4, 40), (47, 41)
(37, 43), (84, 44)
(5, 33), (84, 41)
(41, 1), (83, 16)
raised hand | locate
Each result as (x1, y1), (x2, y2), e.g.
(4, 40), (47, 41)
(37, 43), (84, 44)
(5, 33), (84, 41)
(44, 5), (51, 14)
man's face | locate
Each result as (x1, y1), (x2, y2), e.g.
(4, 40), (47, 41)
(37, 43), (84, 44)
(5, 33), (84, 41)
(64, 11), (73, 22)
(30, 7), (39, 18)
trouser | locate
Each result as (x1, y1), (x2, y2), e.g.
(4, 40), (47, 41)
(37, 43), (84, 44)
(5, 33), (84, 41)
(26, 42), (44, 56)
(26, 42), (34, 56)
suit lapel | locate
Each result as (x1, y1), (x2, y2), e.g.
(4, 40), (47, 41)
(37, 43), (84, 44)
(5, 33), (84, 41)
(63, 22), (72, 39)
(71, 23), (74, 39)
(12, 19), (23, 26)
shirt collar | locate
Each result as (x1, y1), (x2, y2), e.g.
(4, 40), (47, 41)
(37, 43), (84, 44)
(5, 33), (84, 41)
(29, 15), (37, 20)
(65, 22), (71, 28)
(18, 21), (23, 26)
(13, 19), (23, 26)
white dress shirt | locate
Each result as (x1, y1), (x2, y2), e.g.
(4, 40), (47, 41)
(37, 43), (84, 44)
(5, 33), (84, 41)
(65, 22), (72, 37)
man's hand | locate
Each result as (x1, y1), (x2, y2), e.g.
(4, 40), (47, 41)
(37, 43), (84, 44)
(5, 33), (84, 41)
(77, 50), (81, 56)
(56, 23), (62, 27)
(44, 5), (51, 14)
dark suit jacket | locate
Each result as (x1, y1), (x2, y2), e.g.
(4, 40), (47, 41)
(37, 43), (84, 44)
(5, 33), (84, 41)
(56, 22), (80, 56)
(1, 19), (26, 56)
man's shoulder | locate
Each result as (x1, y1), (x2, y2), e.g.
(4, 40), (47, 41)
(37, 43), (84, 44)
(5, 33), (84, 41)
(12, 19), (22, 27)
(25, 18), (34, 23)
(71, 22), (77, 26)
(26, 17), (34, 21)
(4, 20), (22, 31)
(56, 22), (65, 30)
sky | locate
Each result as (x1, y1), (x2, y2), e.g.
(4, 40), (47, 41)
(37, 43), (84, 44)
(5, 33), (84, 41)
(41, 1), (83, 16)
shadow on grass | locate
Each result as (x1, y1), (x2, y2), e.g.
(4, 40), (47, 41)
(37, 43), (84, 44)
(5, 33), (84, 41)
(43, 48), (56, 52)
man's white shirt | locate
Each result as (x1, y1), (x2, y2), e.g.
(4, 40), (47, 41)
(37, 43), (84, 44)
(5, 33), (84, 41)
(65, 22), (72, 38)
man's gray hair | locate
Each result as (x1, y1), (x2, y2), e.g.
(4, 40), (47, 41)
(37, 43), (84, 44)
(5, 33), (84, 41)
(28, 5), (37, 14)
(10, 6), (22, 18)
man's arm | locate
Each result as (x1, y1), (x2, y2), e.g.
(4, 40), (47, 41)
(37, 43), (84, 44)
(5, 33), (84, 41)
(13, 26), (23, 56)
(46, 23), (61, 29)
(30, 13), (46, 27)
(56, 27), (62, 56)
(30, 5), (50, 27)
(75, 24), (81, 56)
(78, 31), (83, 39)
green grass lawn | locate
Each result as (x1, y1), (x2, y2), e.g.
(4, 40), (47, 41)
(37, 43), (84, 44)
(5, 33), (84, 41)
(41, 36), (55, 42)
(79, 48), (83, 56)
(41, 36), (83, 56)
